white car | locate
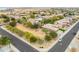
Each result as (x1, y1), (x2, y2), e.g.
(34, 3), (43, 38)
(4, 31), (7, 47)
(58, 39), (63, 45)
(58, 39), (62, 42)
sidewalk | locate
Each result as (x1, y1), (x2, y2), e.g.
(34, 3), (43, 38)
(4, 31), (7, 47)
(48, 20), (79, 51)
(1, 20), (79, 52)
(65, 30), (79, 52)
(0, 44), (19, 52)
(1, 26), (40, 51)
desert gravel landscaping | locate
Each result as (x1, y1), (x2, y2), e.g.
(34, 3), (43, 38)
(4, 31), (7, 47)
(0, 8), (79, 52)
(16, 23), (45, 39)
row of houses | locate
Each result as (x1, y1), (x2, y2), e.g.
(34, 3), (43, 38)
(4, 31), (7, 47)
(42, 18), (73, 32)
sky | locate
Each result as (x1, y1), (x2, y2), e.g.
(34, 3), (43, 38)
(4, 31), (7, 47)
(0, 0), (79, 7)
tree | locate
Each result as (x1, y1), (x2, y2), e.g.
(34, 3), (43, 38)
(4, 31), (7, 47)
(1, 14), (10, 23)
(0, 36), (11, 45)
(45, 35), (52, 41)
(1, 14), (9, 19)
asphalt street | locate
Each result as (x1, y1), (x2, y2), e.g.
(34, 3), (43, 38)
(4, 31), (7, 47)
(0, 21), (79, 52)
(0, 28), (38, 52)
(48, 21), (79, 52)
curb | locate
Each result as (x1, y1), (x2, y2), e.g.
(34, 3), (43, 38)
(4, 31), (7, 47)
(10, 44), (20, 52)
(48, 20), (79, 51)
(1, 26), (40, 51)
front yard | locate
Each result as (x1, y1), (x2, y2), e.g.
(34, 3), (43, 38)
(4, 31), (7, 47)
(4, 16), (78, 51)
(5, 24), (58, 51)
(16, 23), (45, 39)
(1, 10), (78, 51)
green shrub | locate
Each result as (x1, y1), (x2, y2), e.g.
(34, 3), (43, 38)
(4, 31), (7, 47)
(6, 25), (25, 37)
(31, 23), (39, 29)
(10, 17), (16, 21)
(49, 31), (57, 38)
(40, 15), (63, 24)
(45, 35), (52, 41)
(42, 28), (49, 33)
(15, 29), (24, 37)
(1, 14), (10, 23)
(40, 18), (51, 24)
(22, 17), (27, 20)
(24, 32), (33, 39)
(30, 14), (35, 18)
(37, 39), (43, 44)
(1, 14), (9, 20)
(3, 19), (10, 23)
(59, 28), (66, 32)
(30, 36), (37, 43)
(9, 21), (16, 27)
(17, 17), (27, 24)
(26, 22), (39, 29)
(26, 22), (33, 27)
(57, 15), (64, 19)
(17, 19), (22, 24)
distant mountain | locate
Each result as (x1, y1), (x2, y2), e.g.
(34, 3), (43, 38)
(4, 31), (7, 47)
(0, 8), (7, 10)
